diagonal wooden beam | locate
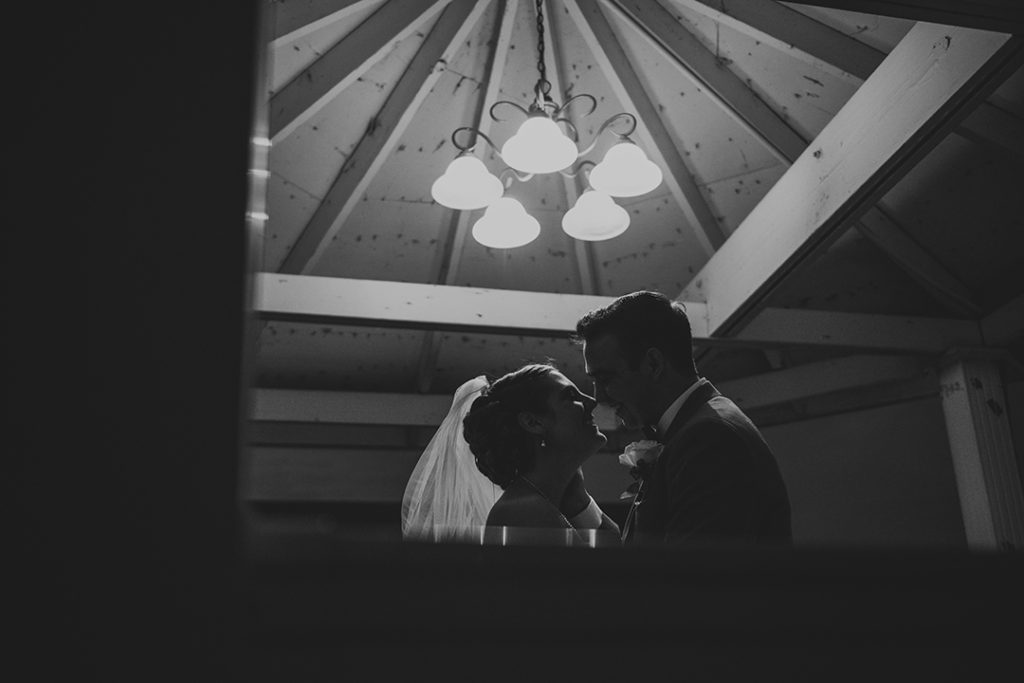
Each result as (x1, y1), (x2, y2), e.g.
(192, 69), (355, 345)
(680, 1), (1019, 156)
(277, 0), (490, 274)
(855, 206), (984, 317)
(981, 293), (1024, 347)
(608, 0), (806, 163)
(680, 0), (885, 83)
(732, 307), (981, 354)
(564, 0), (726, 255)
(680, 24), (1023, 337)
(254, 273), (983, 351)
(719, 354), (928, 411)
(783, 0), (1024, 35)
(269, 0), (450, 143)
(271, 0), (377, 46)
(613, 1), (982, 337)
(416, 0), (518, 394)
(956, 101), (1024, 160)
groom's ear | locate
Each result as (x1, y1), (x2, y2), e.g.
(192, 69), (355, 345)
(643, 347), (666, 379)
(517, 411), (545, 435)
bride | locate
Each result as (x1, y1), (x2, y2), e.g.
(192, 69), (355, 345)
(401, 363), (619, 543)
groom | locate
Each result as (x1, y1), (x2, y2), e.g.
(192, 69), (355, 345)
(573, 291), (791, 546)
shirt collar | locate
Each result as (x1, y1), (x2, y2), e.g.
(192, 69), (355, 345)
(656, 378), (703, 435)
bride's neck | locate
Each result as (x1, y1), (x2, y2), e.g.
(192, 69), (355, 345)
(521, 459), (577, 500)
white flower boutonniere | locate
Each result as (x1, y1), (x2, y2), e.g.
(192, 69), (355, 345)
(618, 440), (664, 499)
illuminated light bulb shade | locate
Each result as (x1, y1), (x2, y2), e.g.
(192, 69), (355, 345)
(500, 116), (578, 174)
(588, 142), (663, 197)
(561, 190), (629, 241)
(471, 197), (540, 248)
(431, 156), (504, 210)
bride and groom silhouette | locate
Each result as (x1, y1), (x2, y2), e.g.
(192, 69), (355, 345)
(402, 290), (792, 546)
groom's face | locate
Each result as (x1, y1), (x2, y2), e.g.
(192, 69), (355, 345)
(583, 333), (654, 431)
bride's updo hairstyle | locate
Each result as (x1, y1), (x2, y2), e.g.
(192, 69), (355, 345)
(462, 363), (556, 489)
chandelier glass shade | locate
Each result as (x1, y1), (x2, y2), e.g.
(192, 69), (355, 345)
(562, 190), (630, 241)
(471, 197), (540, 249)
(429, 0), (662, 248)
(588, 142), (664, 197)
(431, 156), (504, 210)
(499, 115), (579, 175)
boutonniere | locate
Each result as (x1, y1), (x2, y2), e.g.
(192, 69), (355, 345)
(618, 440), (664, 499)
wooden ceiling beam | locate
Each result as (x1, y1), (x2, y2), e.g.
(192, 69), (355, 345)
(254, 273), (983, 351)
(277, 0), (490, 274)
(269, 0), (451, 143)
(854, 206), (984, 317)
(782, 0), (1024, 35)
(679, 24), (1022, 337)
(981, 293), (1024, 347)
(608, 1), (982, 320)
(957, 101), (1024, 160)
(679, 0), (885, 83)
(271, 0), (377, 46)
(608, 0), (807, 163)
(251, 354), (931, 427)
(416, 0), (518, 394)
(564, 0), (726, 255)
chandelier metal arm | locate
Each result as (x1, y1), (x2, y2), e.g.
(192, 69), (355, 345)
(451, 126), (501, 155)
(489, 99), (532, 123)
(558, 159), (595, 179)
(575, 112), (638, 158)
(554, 93), (597, 119)
(498, 166), (534, 186)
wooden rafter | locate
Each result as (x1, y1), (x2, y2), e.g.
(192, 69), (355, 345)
(269, 0), (450, 143)
(679, 24), (1023, 337)
(277, 0), (490, 274)
(981, 293), (1024, 347)
(680, 0), (885, 83)
(734, 307), (981, 354)
(957, 102), (1024, 160)
(608, 1), (981, 322)
(564, 0), (726, 255)
(607, 0), (806, 163)
(854, 206), (984, 317)
(416, 0), (518, 393)
(785, 0), (1024, 34)
(271, 0), (377, 46)
(252, 354), (928, 427)
(254, 273), (983, 352)
(678, 1), (1020, 160)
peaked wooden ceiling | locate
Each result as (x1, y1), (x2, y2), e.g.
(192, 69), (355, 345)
(251, 0), (1023, 427)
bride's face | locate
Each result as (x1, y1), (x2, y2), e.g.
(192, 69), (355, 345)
(534, 371), (607, 454)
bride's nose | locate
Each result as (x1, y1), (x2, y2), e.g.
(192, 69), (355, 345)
(583, 393), (597, 410)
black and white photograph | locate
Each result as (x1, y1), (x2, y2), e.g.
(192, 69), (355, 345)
(12, 1), (1024, 681)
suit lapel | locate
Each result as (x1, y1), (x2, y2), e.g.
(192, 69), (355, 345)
(622, 379), (719, 543)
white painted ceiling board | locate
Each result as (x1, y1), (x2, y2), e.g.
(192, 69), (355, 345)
(270, 1), (386, 93)
(662, 0), (862, 142)
(256, 322), (427, 391)
(265, 25), (433, 270)
(781, 2), (915, 53)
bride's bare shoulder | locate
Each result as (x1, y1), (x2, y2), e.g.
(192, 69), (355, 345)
(486, 487), (562, 527)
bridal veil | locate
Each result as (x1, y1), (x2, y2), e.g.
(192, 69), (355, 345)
(401, 376), (500, 542)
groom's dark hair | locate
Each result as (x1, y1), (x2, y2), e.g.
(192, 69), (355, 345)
(572, 290), (697, 376)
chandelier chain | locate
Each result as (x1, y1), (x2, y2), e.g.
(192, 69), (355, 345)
(535, 0), (548, 100)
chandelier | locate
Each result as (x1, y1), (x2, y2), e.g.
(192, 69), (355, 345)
(430, 0), (662, 248)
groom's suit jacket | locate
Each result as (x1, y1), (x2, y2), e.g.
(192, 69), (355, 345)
(622, 378), (791, 546)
